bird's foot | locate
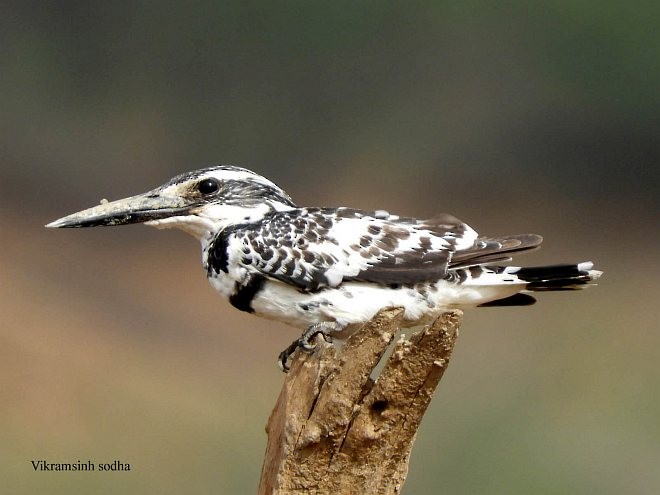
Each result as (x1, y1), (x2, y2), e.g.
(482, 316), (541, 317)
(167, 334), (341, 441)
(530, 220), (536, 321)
(278, 322), (342, 372)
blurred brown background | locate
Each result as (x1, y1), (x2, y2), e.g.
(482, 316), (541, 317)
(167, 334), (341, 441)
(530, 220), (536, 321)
(2, 2), (659, 494)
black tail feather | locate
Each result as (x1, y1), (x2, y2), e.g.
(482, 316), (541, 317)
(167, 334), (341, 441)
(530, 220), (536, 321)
(514, 263), (599, 291)
(479, 293), (537, 307)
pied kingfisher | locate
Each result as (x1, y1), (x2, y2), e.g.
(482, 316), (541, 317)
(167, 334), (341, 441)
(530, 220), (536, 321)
(47, 166), (602, 370)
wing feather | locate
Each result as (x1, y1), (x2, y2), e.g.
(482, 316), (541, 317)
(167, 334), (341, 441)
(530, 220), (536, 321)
(215, 208), (475, 291)
(210, 208), (543, 291)
(449, 234), (543, 269)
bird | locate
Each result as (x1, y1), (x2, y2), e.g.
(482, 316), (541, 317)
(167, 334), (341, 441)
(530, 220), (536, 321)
(47, 165), (602, 370)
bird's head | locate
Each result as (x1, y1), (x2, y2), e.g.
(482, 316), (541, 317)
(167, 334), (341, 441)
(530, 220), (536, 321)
(46, 166), (297, 240)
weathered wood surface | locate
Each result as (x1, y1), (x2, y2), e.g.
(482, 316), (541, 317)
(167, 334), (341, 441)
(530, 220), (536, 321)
(258, 308), (462, 495)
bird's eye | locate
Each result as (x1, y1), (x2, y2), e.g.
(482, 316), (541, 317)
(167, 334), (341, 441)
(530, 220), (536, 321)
(197, 178), (220, 195)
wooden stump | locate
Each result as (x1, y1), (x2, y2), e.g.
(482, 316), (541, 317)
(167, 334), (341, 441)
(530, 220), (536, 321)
(258, 308), (462, 495)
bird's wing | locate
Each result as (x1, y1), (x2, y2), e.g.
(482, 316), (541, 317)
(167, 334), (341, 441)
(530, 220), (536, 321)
(448, 233), (543, 269)
(212, 207), (479, 291)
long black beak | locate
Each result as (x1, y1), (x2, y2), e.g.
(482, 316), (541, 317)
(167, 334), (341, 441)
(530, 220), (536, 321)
(46, 191), (190, 228)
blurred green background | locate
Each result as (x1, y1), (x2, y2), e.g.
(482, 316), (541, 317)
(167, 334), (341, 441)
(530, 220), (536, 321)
(2, 2), (659, 494)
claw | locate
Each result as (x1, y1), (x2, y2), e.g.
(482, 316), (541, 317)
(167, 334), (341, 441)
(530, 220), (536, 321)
(300, 334), (319, 351)
(276, 322), (343, 373)
(277, 351), (291, 372)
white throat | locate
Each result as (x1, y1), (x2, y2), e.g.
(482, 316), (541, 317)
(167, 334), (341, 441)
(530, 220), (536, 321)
(144, 202), (295, 242)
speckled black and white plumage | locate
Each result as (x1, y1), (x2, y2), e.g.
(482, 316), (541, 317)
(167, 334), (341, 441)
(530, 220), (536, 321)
(47, 165), (603, 334)
(207, 208), (472, 291)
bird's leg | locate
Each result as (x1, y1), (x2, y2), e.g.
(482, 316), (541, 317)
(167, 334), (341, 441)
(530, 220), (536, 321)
(278, 321), (344, 372)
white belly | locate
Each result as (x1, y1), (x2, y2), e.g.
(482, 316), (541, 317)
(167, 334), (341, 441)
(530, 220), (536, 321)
(248, 279), (524, 330)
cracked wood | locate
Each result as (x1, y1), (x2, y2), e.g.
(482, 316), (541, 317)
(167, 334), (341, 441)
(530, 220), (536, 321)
(258, 308), (462, 495)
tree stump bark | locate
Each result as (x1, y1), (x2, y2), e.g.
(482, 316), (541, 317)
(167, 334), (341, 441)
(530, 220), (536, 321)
(258, 308), (462, 495)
